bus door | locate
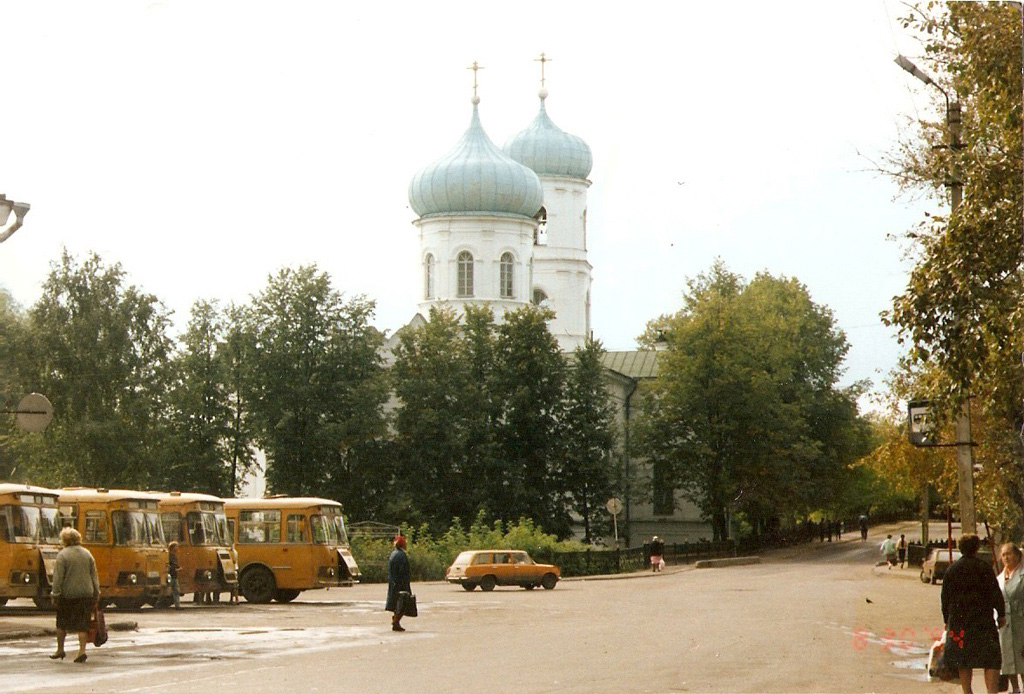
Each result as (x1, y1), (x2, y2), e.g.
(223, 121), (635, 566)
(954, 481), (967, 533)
(282, 512), (314, 588)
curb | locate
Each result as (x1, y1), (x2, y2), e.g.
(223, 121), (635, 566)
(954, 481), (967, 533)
(695, 556), (761, 568)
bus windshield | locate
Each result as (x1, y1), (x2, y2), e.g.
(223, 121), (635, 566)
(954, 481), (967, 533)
(112, 510), (165, 547)
(186, 511), (228, 546)
(320, 507), (349, 545)
(0, 504), (61, 544)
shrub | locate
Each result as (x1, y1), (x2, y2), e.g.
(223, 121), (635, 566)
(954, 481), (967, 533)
(351, 511), (590, 583)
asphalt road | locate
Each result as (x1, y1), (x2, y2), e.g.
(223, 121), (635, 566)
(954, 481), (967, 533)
(0, 523), (969, 694)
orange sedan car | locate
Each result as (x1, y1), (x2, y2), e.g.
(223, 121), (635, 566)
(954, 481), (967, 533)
(446, 550), (560, 591)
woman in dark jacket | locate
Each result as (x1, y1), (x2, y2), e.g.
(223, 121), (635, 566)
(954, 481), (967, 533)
(941, 534), (1005, 694)
(385, 535), (411, 632)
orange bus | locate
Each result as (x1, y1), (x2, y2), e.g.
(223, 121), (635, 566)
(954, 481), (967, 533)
(0, 483), (61, 607)
(156, 491), (237, 601)
(57, 488), (168, 609)
(224, 496), (361, 603)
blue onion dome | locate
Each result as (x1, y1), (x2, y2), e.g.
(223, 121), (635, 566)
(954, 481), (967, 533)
(409, 97), (543, 218)
(503, 88), (592, 179)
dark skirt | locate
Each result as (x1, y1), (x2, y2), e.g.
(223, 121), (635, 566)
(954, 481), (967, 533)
(944, 615), (1002, 671)
(55, 597), (93, 633)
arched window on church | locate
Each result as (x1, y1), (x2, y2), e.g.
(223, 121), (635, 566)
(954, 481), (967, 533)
(534, 207), (548, 246)
(457, 251), (474, 297)
(499, 252), (514, 299)
(424, 253), (435, 299)
(532, 287), (548, 307)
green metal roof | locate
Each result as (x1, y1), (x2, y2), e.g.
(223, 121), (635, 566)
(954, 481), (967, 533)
(600, 350), (660, 379)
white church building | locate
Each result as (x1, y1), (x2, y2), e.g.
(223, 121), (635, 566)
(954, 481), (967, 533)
(398, 62), (711, 547)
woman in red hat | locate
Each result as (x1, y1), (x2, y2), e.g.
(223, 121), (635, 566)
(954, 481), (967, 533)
(385, 535), (411, 632)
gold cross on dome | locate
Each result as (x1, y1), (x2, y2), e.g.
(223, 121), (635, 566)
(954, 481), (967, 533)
(535, 52), (552, 88)
(467, 60), (484, 99)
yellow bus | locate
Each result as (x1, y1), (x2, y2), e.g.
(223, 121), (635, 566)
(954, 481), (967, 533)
(0, 483), (61, 608)
(224, 496), (361, 603)
(57, 488), (168, 609)
(156, 491), (237, 601)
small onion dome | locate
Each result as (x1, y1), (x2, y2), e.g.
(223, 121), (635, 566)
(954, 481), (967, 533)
(503, 89), (592, 179)
(409, 98), (543, 218)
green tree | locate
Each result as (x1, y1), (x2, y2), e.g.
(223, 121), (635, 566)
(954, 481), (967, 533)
(391, 307), (480, 528)
(885, 2), (1023, 503)
(634, 262), (867, 540)
(490, 306), (567, 533)
(0, 288), (32, 479)
(21, 250), (173, 487)
(244, 265), (388, 500)
(558, 338), (617, 542)
(162, 300), (234, 495)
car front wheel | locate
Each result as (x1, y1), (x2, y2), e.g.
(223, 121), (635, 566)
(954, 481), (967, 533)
(461, 583), (476, 591)
(541, 573), (557, 590)
(480, 575), (497, 592)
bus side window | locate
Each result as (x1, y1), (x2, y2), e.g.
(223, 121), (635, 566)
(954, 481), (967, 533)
(0, 511), (9, 541)
(58, 505), (77, 529)
(227, 519), (235, 543)
(286, 515), (306, 543)
(85, 511), (107, 543)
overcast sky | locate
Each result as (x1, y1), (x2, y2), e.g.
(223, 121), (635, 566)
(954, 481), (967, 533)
(0, 1), (944, 406)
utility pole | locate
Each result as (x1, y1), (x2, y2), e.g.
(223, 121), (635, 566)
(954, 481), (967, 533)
(896, 55), (975, 534)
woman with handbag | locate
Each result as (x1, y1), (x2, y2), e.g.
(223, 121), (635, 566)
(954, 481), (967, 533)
(941, 534), (1005, 694)
(998, 543), (1024, 693)
(385, 535), (411, 632)
(50, 527), (100, 664)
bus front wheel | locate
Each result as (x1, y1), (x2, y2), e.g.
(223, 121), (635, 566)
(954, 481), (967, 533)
(240, 567), (276, 604)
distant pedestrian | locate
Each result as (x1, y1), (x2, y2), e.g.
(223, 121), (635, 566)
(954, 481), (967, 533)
(897, 534), (907, 569)
(998, 542), (1024, 693)
(859, 515), (868, 541)
(880, 534), (897, 569)
(50, 527), (100, 664)
(826, 521), (833, 543)
(167, 541), (182, 610)
(385, 535), (411, 632)
(836, 520), (843, 541)
(819, 520), (826, 543)
(941, 534), (1004, 694)
(649, 536), (665, 572)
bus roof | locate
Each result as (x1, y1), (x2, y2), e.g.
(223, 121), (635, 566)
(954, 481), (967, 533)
(223, 497), (343, 511)
(153, 491), (226, 506)
(57, 488), (167, 503)
(0, 482), (60, 499)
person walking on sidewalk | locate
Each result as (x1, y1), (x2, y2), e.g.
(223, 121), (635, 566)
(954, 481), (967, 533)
(650, 536), (665, 572)
(50, 527), (99, 664)
(941, 534), (1004, 694)
(880, 535), (898, 569)
(167, 541), (182, 610)
(897, 534), (908, 569)
(385, 535), (411, 632)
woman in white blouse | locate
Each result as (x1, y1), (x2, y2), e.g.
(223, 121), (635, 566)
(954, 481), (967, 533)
(999, 542), (1024, 693)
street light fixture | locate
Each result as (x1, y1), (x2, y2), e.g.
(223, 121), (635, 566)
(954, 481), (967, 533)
(894, 54), (975, 534)
(0, 194), (31, 244)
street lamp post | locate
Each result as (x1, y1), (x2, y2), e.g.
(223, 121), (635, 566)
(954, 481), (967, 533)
(895, 54), (975, 534)
(0, 194), (31, 244)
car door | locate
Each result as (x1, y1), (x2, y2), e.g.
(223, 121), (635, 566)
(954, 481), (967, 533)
(492, 552), (513, 585)
(510, 552), (537, 586)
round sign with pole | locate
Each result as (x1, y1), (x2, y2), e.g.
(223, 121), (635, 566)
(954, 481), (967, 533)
(16, 393), (53, 433)
(606, 497), (623, 547)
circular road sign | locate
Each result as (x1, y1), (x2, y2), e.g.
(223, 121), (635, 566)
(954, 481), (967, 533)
(606, 497), (623, 516)
(16, 393), (53, 433)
